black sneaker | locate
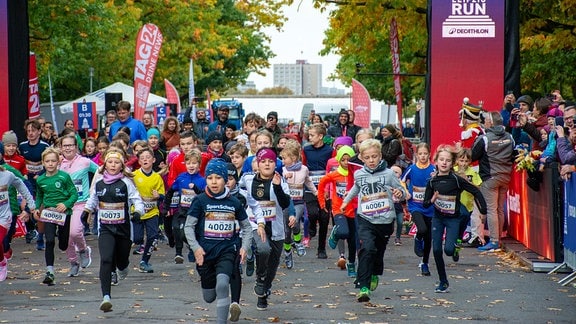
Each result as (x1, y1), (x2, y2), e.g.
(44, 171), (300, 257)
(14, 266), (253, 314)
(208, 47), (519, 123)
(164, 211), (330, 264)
(452, 240), (462, 262)
(256, 296), (268, 310)
(317, 250), (327, 259)
(254, 280), (266, 297)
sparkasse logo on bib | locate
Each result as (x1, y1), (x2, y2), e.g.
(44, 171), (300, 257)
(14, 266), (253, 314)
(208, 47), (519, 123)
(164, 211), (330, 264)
(442, 0), (495, 38)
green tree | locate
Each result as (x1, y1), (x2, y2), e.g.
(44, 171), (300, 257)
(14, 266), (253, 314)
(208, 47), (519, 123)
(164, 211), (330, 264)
(29, 0), (290, 103)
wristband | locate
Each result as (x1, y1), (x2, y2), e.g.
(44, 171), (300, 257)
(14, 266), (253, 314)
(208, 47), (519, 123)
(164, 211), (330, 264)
(258, 223), (265, 228)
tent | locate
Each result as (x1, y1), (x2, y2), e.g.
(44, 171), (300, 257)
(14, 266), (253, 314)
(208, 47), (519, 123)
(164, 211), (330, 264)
(59, 82), (167, 114)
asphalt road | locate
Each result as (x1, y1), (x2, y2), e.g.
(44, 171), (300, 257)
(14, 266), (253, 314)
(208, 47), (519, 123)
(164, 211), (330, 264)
(1, 233), (575, 323)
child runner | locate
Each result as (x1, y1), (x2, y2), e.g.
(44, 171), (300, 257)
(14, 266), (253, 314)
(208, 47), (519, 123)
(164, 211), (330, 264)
(390, 165), (409, 247)
(133, 147), (165, 273)
(239, 148), (290, 310)
(228, 143), (248, 179)
(423, 145), (487, 293)
(59, 135), (97, 277)
(453, 148), (483, 250)
(201, 131), (231, 176)
(0, 162), (36, 281)
(280, 139), (316, 268)
(341, 139), (406, 302)
(319, 145), (357, 277)
(163, 150), (206, 263)
(225, 162), (264, 321)
(33, 148), (78, 286)
(401, 143), (436, 276)
(302, 123), (333, 259)
(184, 159), (253, 324)
(83, 147), (145, 311)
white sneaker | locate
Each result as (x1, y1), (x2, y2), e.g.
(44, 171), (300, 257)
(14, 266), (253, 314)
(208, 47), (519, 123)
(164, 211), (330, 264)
(99, 295), (112, 312)
(68, 262), (80, 277)
(0, 259), (7, 281)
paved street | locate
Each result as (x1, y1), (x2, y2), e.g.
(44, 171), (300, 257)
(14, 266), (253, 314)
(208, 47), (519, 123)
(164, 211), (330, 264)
(1, 233), (575, 323)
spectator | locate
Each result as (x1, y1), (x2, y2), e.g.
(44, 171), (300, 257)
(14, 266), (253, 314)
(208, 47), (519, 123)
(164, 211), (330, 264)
(328, 110), (356, 140)
(472, 111), (515, 251)
(160, 116), (181, 151)
(346, 109), (362, 142)
(41, 121), (57, 146)
(517, 97), (552, 151)
(377, 124), (402, 168)
(105, 110), (117, 126)
(263, 111), (284, 147)
(181, 117), (194, 133)
(207, 105), (230, 139)
(555, 105), (576, 166)
(142, 112), (154, 131)
(108, 100), (148, 144)
(193, 109), (210, 141)
(402, 122), (415, 138)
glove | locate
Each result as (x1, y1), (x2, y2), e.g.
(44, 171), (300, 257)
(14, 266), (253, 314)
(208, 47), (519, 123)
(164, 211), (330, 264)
(131, 212), (142, 222)
(81, 211), (90, 223)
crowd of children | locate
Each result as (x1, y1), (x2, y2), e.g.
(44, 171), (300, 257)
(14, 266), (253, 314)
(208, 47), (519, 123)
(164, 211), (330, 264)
(0, 105), (498, 321)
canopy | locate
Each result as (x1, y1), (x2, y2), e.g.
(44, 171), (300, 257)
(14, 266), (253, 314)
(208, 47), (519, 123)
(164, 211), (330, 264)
(59, 82), (166, 114)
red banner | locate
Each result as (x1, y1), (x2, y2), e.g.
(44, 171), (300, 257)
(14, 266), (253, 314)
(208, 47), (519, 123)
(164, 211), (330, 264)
(28, 52), (40, 119)
(429, 1), (504, 149)
(351, 79), (371, 128)
(390, 18), (403, 130)
(134, 24), (163, 120)
(164, 79), (181, 113)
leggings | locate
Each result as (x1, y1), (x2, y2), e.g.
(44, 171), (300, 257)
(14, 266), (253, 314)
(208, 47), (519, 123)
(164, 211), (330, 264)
(98, 230), (132, 297)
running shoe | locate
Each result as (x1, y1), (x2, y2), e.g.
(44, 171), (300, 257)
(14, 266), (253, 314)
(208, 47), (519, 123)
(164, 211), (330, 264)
(420, 263), (431, 276)
(295, 243), (306, 257)
(302, 237), (310, 248)
(328, 225), (339, 249)
(357, 287), (370, 302)
(118, 266), (129, 280)
(256, 296), (268, 310)
(317, 250), (327, 259)
(139, 261), (154, 273)
(370, 275), (379, 291)
(346, 263), (356, 278)
(100, 295), (113, 312)
(477, 241), (499, 252)
(394, 238), (402, 246)
(435, 281), (449, 293)
(68, 262), (80, 277)
(4, 248), (12, 261)
(111, 271), (119, 286)
(337, 256), (346, 270)
(245, 255), (255, 277)
(229, 302), (241, 321)
(453, 239), (462, 262)
(174, 255), (184, 264)
(79, 246), (92, 268)
(414, 237), (424, 257)
(254, 280), (266, 297)
(42, 271), (55, 285)
(284, 252), (293, 269)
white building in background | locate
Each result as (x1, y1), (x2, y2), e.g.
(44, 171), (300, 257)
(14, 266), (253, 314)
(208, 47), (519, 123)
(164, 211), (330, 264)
(273, 60), (322, 95)
(237, 80), (256, 92)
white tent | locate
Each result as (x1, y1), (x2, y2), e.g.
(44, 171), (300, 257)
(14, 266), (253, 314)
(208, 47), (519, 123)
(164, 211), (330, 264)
(59, 82), (167, 114)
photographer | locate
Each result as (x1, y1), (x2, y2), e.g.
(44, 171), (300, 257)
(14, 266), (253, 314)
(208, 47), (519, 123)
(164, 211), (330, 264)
(516, 97), (552, 151)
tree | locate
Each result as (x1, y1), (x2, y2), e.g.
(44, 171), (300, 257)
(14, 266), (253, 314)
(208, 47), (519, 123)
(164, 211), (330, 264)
(29, 0), (291, 103)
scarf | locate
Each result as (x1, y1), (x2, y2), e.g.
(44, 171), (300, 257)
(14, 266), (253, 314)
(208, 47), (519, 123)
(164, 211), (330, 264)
(102, 170), (124, 184)
(208, 147), (224, 158)
(285, 162), (302, 172)
(337, 165), (348, 176)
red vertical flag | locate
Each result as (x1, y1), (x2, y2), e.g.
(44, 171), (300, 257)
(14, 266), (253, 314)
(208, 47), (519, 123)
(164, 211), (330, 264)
(164, 79), (181, 113)
(28, 52), (40, 119)
(390, 18), (403, 130)
(351, 79), (371, 128)
(133, 23), (163, 120)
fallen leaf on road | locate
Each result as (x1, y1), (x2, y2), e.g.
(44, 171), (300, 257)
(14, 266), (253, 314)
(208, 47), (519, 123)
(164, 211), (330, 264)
(267, 316), (280, 322)
(313, 304), (322, 308)
(547, 307), (562, 311)
(392, 278), (410, 282)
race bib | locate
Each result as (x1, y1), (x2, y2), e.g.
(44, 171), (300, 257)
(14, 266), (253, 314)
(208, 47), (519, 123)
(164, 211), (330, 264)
(360, 192), (390, 216)
(309, 171), (326, 187)
(180, 189), (196, 208)
(289, 183), (304, 200)
(142, 197), (157, 213)
(434, 194), (457, 215)
(73, 179), (83, 197)
(0, 185), (8, 207)
(204, 211), (236, 239)
(40, 209), (67, 226)
(412, 186), (426, 203)
(336, 181), (347, 198)
(170, 192), (180, 208)
(98, 202), (126, 224)
(260, 200), (277, 222)
(26, 163), (43, 174)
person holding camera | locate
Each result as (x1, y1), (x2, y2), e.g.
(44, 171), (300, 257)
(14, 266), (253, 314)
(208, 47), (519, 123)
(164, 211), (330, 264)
(555, 106), (576, 180)
(516, 97), (552, 151)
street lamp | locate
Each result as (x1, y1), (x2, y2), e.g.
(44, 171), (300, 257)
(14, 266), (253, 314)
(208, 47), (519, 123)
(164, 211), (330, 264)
(89, 67), (94, 93)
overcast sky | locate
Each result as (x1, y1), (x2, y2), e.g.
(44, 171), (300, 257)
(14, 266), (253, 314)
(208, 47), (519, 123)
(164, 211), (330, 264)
(246, 2), (346, 90)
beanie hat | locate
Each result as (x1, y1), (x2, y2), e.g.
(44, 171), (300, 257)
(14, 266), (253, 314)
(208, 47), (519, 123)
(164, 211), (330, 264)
(0, 142), (4, 155)
(547, 107), (563, 118)
(147, 127), (160, 139)
(516, 95), (534, 108)
(183, 117), (193, 125)
(227, 163), (238, 181)
(336, 145), (355, 162)
(205, 158), (228, 179)
(2, 131), (18, 146)
(206, 131), (223, 144)
(333, 136), (353, 148)
(267, 111), (278, 120)
(459, 97), (482, 121)
(256, 147), (277, 163)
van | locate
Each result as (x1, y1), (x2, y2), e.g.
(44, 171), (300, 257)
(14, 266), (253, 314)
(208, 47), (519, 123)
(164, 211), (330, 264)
(300, 102), (348, 126)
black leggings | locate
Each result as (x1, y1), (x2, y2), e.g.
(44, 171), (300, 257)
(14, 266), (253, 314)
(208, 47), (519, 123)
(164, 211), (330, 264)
(305, 193), (329, 251)
(43, 220), (70, 267)
(98, 230), (132, 297)
(411, 211), (432, 264)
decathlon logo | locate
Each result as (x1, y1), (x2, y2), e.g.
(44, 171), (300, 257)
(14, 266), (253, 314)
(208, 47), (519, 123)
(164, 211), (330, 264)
(442, 1), (495, 38)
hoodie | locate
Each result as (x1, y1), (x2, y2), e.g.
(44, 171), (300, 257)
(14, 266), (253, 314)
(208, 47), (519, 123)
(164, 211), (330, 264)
(471, 125), (515, 181)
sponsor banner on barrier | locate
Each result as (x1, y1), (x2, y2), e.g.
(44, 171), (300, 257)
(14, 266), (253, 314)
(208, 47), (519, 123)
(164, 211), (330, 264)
(564, 175), (576, 254)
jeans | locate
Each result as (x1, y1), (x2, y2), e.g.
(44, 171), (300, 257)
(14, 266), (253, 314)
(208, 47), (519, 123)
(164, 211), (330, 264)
(480, 177), (509, 243)
(431, 216), (460, 283)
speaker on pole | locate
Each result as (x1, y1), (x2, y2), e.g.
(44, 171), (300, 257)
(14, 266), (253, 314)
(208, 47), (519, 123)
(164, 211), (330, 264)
(105, 93), (123, 114)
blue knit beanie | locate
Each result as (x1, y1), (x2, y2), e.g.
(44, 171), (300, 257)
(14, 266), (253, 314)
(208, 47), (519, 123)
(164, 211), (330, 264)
(205, 158), (228, 179)
(147, 127), (160, 139)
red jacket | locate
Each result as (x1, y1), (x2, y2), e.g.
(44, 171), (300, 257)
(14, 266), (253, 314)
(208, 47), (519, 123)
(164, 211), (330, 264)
(318, 170), (355, 218)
